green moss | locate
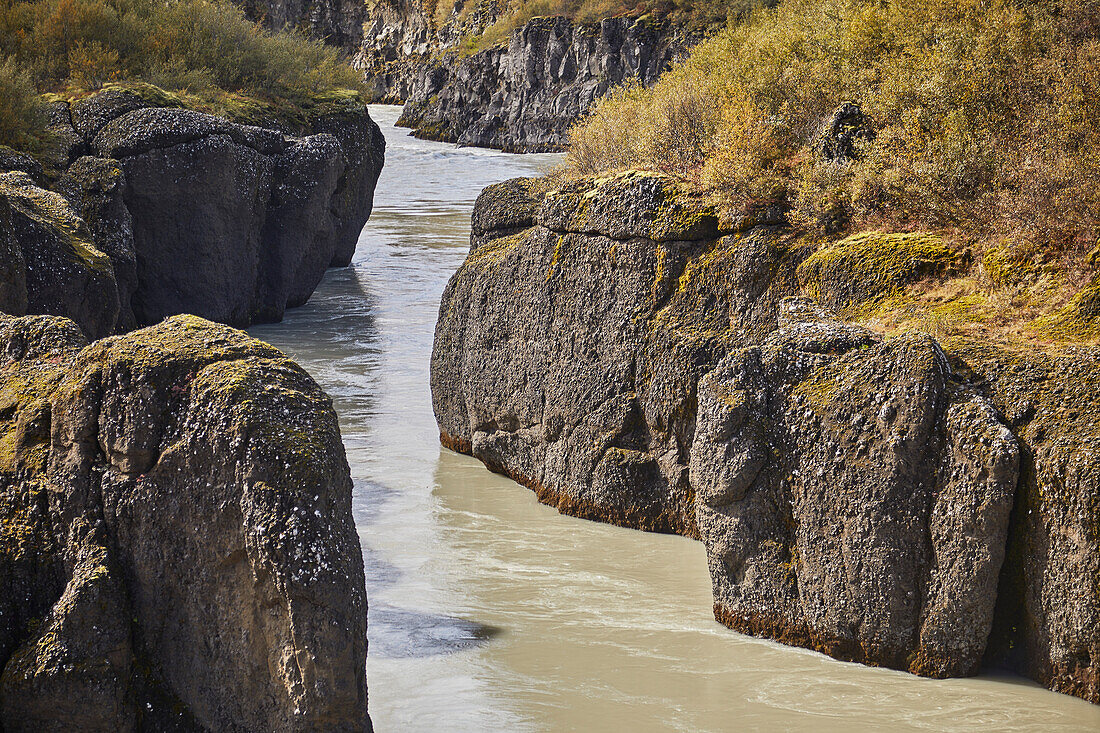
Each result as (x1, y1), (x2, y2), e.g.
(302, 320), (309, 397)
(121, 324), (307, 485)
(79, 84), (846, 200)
(0, 173), (113, 275)
(792, 369), (841, 409)
(797, 231), (966, 313)
(107, 81), (186, 109)
(1028, 274), (1100, 342)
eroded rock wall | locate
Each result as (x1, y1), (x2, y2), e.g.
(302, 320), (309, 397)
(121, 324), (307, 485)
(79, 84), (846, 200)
(432, 171), (804, 536)
(356, 0), (506, 104)
(692, 305), (1017, 677)
(433, 172), (1099, 702)
(235, 0), (367, 48)
(0, 313), (372, 730)
(396, 15), (691, 152)
(955, 341), (1100, 703)
(0, 86), (385, 335)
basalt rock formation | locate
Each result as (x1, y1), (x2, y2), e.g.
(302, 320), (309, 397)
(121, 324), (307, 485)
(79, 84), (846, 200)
(0, 171), (119, 340)
(955, 341), (1100, 702)
(357, 0), (505, 104)
(433, 171), (1099, 702)
(397, 15), (690, 151)
(235, 0), (368, 48)
(0, 313), (372, 731)
(692, 304), (1017, 677)
(433, 170), (801, 536)
(0, 85), (385, 336)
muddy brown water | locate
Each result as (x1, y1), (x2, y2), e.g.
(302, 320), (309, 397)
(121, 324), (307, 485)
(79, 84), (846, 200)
(248, 105), (1100, 732)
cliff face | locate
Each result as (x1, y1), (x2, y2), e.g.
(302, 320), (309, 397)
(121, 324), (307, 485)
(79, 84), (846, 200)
(0, 313), (371, 730)
(235, 0), (367, 48)
(356, 0), (505, 104)
(432, 172), (796, 535)
(397, 15), (690, 152)
(0, 86), (385, 337)
(432, 172), (1099, 702)
(692, 305), (1017, 678)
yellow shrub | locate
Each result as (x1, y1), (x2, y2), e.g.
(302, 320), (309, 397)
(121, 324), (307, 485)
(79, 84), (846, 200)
(566, 0), (1100, 263)
(0, 57), (46, 151)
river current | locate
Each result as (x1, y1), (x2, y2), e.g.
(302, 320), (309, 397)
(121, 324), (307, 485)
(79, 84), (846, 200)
(248, 105), (1100, 732)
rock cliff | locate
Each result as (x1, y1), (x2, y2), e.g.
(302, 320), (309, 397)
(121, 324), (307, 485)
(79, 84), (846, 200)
(235, 0), (368, 48)
(433, 171), (801, 536)
(396, 15), (690, 151)
(432, 171), (1099, 702)
(0, 313), (372, 731)
(692, 303), (1017, 678)
(0, 85), (385, 336)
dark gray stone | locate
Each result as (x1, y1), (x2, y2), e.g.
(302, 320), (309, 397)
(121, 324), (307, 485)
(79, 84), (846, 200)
(691, 301), (1017, 677)
(0, 314), (372, 731)
(397, 15), (694, 152)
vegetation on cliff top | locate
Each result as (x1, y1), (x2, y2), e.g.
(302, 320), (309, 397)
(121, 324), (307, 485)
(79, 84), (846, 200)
(434, 0), (767, 56)
(0, 0), (365, 151)
(564, 0), (1100, 344)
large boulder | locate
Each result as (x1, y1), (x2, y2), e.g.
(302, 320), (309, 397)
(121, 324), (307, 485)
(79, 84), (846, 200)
(690, 301), (1018, 677)
(0, 313), (371, 730)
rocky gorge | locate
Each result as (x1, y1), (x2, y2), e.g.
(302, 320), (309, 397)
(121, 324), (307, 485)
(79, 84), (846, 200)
(431, 170), (1099, 703)
(391, 14), (691, 152)
(230, 0), (696, 152)
(353, 0), (694, 151)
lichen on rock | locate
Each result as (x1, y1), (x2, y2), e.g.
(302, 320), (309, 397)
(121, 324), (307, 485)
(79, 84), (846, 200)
(0, 171), (119, 340)
(0, 313), (372, 731)
(433, 173), (807, 538)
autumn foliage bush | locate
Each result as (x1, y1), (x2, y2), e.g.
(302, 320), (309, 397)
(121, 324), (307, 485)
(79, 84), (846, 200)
(0, 0), (364, 149)
(566, 0), (1100, 262)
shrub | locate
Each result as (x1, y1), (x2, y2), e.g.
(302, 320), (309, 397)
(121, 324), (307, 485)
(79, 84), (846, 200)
(0, 0), (365, 125)
(0, 57), (46, 151)
(565, 0), (1100, 264)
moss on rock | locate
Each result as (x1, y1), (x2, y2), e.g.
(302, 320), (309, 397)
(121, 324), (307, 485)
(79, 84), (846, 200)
(798, 231), (966, 313)
(1028, 274), (1100, 342)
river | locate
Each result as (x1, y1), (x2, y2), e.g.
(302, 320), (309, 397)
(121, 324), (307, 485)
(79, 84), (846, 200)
(248, 105), (1100, 732)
